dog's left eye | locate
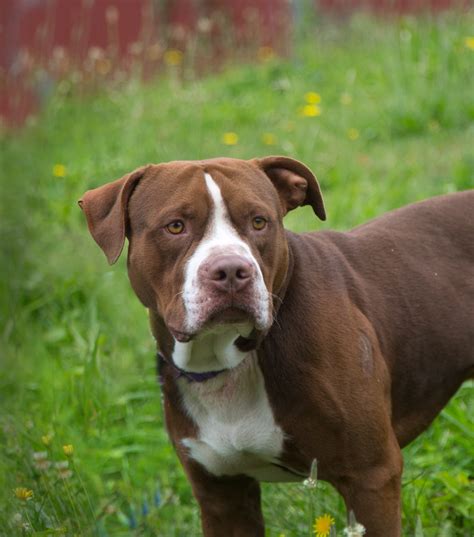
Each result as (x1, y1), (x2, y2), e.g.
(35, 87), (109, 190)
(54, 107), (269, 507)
(166, 220), (185, 234)
(252, 216), (267, 231)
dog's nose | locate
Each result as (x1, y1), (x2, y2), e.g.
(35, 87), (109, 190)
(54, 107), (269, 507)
(207, 255), (254, 293)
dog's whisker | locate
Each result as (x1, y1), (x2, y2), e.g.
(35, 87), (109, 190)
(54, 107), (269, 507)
(270, 293), (283, 306)
(172, 290), (185, 301)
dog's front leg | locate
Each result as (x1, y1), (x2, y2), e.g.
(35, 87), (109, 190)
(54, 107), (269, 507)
(182, 459), (265, 537)
(334, 441), (403, 536)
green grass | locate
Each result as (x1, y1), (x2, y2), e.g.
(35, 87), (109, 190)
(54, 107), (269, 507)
(1, 10), (473, 536)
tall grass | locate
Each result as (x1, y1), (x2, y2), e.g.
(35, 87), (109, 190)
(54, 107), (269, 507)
(1, 11), (473, 536)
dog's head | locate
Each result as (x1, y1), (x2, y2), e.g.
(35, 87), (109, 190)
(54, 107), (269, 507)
(80, 157), (324, 354)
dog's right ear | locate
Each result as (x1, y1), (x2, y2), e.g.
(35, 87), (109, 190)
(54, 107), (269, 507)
(78, 166), (149, 264)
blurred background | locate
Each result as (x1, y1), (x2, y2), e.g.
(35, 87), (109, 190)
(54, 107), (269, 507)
(1, 0), (472, 127)
(1, 1), (473, 536)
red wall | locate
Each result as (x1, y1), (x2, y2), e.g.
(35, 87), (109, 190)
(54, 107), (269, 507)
(0, 0), (291, 126)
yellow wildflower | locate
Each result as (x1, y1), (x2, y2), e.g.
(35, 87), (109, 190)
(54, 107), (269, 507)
(257, 46), (275, 63)
(305, 92), (321, 104)
(464, 37), (474, 50)
(14, 488), (34, 501)
(262, 133), (277, 146)
(340, 92), (353, 105)
(314, 514), (335, 537)
(52, 164), (66, 177)
(63, 444), (74, 457)
(347, 128), (360, 141)
(301, 104), (322, 117)
(222, 132), (239, 145)
(41, 434), (52, 446)
(164, 49), (183, 66)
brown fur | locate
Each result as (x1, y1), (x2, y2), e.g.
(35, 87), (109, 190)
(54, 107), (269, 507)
(80, 157), (474, 536)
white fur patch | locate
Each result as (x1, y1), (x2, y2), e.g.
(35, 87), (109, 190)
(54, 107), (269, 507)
(172, 323), (252, 373)
(180, 353), (299, 482)
(181, 172), (270, 337)
(173, 173), (293, 482)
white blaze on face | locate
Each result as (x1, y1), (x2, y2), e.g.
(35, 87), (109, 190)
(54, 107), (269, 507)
(172, 174), (287, 483)
(181, 172), (270, 336)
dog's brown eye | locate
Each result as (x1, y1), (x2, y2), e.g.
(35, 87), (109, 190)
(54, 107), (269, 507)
(252, 216), (267, 230)
(166, 220), (185, 235)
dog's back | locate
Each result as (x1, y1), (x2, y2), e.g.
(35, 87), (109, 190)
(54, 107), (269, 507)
(283, 191), (474, 445)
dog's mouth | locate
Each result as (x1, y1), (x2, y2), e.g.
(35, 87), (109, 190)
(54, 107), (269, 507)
(169, 305), (255, 343)
(207, 305), (251, 325)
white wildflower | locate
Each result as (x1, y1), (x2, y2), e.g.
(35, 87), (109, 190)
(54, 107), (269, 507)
(303, 458), (318, 489)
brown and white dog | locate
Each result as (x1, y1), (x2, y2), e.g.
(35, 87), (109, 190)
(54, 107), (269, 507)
(79, 157), (473, 536)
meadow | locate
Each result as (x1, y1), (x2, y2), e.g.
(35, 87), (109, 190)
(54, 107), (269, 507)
(1, 10), (473, 537)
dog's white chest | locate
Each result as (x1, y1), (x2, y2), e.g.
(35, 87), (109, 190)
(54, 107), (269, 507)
(180, 354), (294, 482)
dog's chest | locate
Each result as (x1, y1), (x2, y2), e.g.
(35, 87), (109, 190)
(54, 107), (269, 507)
(180, 355), (297, 482)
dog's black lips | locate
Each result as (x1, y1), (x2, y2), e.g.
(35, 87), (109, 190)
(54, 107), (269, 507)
(169, 328), (193, 343)
(235, 332), (259, 352)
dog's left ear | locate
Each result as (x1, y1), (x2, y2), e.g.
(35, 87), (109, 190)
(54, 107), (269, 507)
(255, 156), (326, 220)
(78, 165), (149, 264)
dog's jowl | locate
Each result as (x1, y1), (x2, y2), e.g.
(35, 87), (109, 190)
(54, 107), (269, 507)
(80, 156), (474, 536)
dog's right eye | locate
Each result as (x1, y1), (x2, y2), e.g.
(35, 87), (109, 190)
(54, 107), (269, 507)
(252, 216), (267, 231)
(166, 220), (185, 235)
